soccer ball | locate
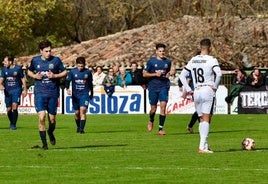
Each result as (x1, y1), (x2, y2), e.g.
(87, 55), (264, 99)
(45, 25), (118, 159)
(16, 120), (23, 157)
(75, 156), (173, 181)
(242, 138), (256, 150)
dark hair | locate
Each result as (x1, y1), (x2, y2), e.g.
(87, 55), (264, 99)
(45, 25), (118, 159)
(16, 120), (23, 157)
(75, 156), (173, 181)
(131, 61), (138, 66)
(239, 69), (247, 76)
(76, 56), (86, 65)
(156, 43), (166, 50)
(200, 39), (211, 47)
(39, 40), (52, 50)
(5, 55), (14, 63)
(96, 66), (103, 71)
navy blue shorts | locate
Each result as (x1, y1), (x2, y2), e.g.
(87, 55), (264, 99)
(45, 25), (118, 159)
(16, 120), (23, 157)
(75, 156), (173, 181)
(72, 94), (90, 110)
(35, 96), (58, 115)
(149, 89), (169, 105)
(5, 91), (21, 107)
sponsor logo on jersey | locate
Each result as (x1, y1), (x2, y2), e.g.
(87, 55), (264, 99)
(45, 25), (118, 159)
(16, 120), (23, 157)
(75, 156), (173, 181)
(49, 64), (54, 69)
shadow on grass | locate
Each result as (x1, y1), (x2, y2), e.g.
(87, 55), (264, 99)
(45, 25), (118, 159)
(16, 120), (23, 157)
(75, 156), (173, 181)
(30, 144), (127, 151)
(210, 129), (261, 134)
(56, 144), (128, 149)
(92, 130), (136, 134)
(216, 147), (268, 153)
(0, 127), (10, 130)
(168, 129), (257, 136)
(168, 132), (195, 135)
(53, 125), (137, 133)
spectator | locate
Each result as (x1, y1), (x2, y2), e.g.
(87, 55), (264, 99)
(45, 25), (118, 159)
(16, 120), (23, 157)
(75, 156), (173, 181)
(246, 68), (264, 88)
(129, 61), (147, 88)
(102, 68), (117, 97)
(93, 66), (106, 86)
(225, 69), (247, 104)
(117, 66), (132, 88)
(169, 66), (179, 86)
(113, 64), (120, 76)
(265, 70), (268, 90)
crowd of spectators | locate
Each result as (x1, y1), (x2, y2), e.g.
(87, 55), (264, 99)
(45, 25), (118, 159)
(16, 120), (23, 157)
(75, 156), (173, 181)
(89, 64), (268, 98)
(91, 62), (147, 96)
(225, 67), (268, 104)
(246, 68), (265, 88)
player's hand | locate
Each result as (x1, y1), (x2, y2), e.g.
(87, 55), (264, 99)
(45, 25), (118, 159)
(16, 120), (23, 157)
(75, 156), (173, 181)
(187, 90), (194, 95)
(22, 89), (27, 97)
(47, 70), (55, 78)
(181, 91), (187, 99)
(234, 69), (239, 74)
(155, 71), (162, 77)
(35, 72), (43, 80)
(209, 85), (217, 92)
(166, 72), (170, 78)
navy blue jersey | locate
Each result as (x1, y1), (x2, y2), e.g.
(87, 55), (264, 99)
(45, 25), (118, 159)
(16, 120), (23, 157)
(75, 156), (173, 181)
(144, 57), (171, 91)
(65, 67), (93, 97)
(0, 65), (24, 94)
(28, 55), (66, 98)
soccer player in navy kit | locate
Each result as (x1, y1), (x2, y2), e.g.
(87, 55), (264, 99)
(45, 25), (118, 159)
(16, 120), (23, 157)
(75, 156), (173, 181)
(65, 57), (93, 134)
(28, 40), (67, 150)
(143, 43), (171, 135)
(0, 55), (27, 130)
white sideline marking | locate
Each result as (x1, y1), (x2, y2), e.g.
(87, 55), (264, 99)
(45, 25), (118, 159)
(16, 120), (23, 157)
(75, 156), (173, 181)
(0, 165), (267, 172)
(124, 167), (268, 172)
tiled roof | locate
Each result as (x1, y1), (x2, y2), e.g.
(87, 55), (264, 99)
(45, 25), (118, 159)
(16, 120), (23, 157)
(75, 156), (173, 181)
(17, 16), (268, 70)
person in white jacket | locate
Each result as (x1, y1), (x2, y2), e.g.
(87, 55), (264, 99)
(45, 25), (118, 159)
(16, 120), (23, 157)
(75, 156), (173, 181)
(93, 66), (106, 86)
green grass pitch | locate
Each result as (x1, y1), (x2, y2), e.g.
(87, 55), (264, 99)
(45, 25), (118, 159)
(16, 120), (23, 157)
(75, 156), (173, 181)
(0, 114), (267, 184)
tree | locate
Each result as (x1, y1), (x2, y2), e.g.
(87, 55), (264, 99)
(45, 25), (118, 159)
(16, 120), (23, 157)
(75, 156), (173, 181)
(0, 0), (59, 58)
(0, 0), (267, 61)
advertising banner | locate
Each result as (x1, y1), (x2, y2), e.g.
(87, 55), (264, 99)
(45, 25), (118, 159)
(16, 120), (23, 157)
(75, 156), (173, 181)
(238, 85), (268, 114)
(146, 85), (228, 114)
(64, 85), (145, 114)
(230, 97), (238, 114)
(215, 85), (228, 114)
(0, 90), (5, 113)
(0, 86), (62, 114)
(0, 85), (228, 115)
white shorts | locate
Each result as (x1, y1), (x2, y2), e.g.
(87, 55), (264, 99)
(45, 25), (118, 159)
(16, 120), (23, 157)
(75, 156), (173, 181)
(194, 86), (216, 116)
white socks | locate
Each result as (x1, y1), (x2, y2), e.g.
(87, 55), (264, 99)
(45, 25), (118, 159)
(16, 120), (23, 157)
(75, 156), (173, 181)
(199, 122), (210, 150)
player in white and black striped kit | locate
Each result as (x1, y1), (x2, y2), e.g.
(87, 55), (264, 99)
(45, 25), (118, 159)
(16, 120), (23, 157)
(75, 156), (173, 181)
(179, 39), (222, 153)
